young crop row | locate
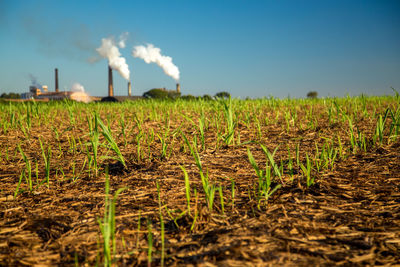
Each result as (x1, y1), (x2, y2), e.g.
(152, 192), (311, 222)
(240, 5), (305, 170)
(0, 94), (398, 265)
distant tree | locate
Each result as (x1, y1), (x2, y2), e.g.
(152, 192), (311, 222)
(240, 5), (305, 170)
(392, 87), (399, 99)
(143, 88), (169, 99)
(0, 92), (21, 99)
(307, 91), (318, 99)
(215, 91), (231, 99)
(12, 93), (21, 99)
(181, 94), (196, 100)
(167, 91), (181, 99)
(143, 88), (180, 99)
(202, 94), (213, 101)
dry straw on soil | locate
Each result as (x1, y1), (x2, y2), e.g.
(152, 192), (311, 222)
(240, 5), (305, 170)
(0, 96), (399, 266)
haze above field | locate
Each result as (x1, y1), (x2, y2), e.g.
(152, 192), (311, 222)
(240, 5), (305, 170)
(0, 0), (399, 98)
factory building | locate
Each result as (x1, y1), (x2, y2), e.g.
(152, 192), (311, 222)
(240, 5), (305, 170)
(21, 69), (92, 103)
(21, 86), (77, 100)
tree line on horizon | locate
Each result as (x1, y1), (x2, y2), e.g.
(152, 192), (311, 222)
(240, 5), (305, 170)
(0, 89), (320, 100)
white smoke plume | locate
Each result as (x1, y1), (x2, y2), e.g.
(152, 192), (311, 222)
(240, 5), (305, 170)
(70, 82), (91, 103)
(132, 44), (180, 81)
(96, 37), (130, 80)
(118, 32), (129, 48)
(71, 82), (85, 92)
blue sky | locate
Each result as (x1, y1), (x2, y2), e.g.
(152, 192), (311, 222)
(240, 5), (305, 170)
(1, 0), (399, 98)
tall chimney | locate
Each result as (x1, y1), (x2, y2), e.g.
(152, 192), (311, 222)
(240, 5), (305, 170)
(176, 83), (181, 93)
(128, 81), (132, 97)
(55, 68), (59, 92)
(108, 65), (114, 97)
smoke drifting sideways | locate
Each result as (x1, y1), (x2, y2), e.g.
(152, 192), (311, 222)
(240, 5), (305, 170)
(70, 82), (91, 103)
(21, 14), (100, 64)
(71, 82), (85, 92)
(29, 74), (42, 88)
(96, 37), (130, 81)
(132, 44), (180, 81)
(118, 32), (129, 49)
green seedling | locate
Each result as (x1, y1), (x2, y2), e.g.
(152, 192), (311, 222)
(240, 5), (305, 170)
(156, 181), (165, 267)
(17, 144), (32, 192)
(247, 147), (282, 205)
(191, 188), (199, 232)
(90, 121), (100, 176)
(222, 97), (236, 145)
(136, 133), (143, 163)
(286, 145), (294, 177)
(181, 110), (206, 150)
(95, 113), (126, 168)
(218, 186), (225, 215)
(182, 132), (217, 210)
(39, 138), (51, 188)
(260, 144), (283, 184)
(300, 154), (314, 187)
(180, 165), (191, 215)
(157, 132), (168, 160)
(14, 171), (24, 198)
(119, 114), (127, 147)
(98, 169), (126, 266)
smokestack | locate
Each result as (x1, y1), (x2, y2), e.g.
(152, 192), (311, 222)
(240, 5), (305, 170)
(97, 38), (130, 81)
(55, 68), (59, 92)
(128, 81), (132, 97)
(108, 65), (114, 97)
(176, 83), (181, 93)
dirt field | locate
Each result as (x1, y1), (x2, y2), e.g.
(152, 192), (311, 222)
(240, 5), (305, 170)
(0, 97), (399, 266)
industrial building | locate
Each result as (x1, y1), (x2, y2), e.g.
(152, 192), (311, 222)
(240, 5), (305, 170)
(21, 69), (92, 103)
(21, 85), (73, 100)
